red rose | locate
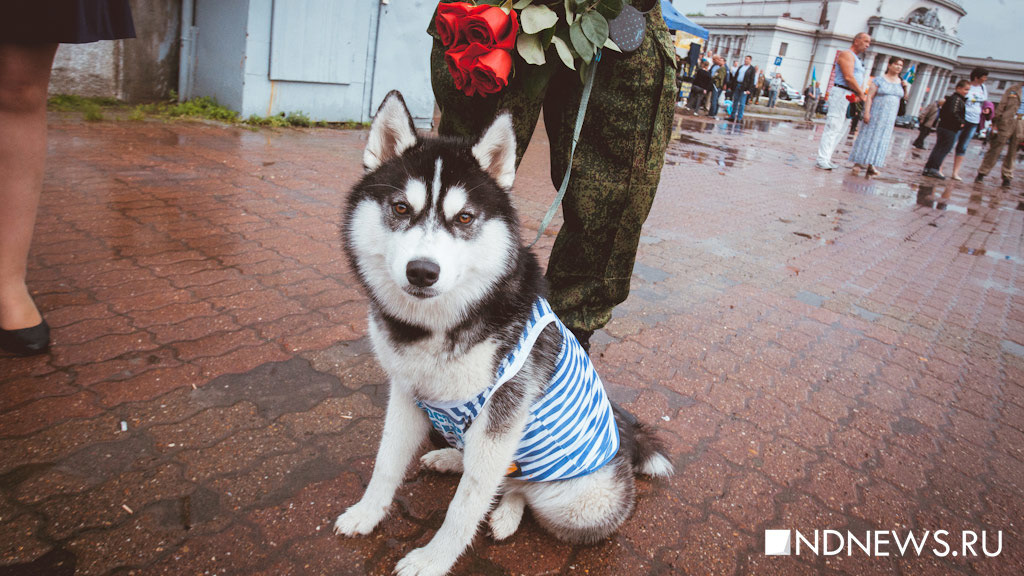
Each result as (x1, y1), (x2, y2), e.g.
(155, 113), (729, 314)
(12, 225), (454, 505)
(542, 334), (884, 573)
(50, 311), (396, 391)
(435, 2), (472, 47)
(463, 6), (519, 51)
(445, 44), (473, 93)
(470, 48), (513, 95)
(846, 93), (858, 102)
(445, 43), (512, 97)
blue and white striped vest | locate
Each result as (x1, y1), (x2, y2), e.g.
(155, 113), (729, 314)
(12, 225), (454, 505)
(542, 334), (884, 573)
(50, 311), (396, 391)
(417, 298), (619, 482)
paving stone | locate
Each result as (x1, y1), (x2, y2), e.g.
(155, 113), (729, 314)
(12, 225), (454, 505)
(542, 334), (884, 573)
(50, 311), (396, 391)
(148, 401), (266, 454)
(0, 513), (52, 565)
(39, 462), (189, 540)
(176, 425), (298, 483)
(64, 505), (187, 575)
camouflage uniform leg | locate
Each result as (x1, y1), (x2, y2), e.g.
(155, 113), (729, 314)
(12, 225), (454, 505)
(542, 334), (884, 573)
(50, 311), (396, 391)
(430, 40), (546, 166)
(543, 6), (677, 333)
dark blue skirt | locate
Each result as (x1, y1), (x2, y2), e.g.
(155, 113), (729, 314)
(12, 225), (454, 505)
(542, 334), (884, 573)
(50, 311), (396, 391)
(1, 0), (135, 44)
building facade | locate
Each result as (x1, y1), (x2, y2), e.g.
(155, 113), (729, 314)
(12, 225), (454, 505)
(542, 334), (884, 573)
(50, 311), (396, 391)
(946, 56), (1024, 106)
(689, 0), (967, 116)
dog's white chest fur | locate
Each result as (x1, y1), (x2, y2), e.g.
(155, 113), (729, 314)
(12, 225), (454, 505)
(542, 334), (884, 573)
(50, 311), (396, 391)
(368, 314), (498, 403)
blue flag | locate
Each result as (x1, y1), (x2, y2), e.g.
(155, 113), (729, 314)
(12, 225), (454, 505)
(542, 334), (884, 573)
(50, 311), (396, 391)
(903, 64), (916, 84)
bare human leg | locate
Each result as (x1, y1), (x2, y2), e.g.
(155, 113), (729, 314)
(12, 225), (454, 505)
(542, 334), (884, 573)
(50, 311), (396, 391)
(0, 43), (58, 332)
(951, 154), (965, 180)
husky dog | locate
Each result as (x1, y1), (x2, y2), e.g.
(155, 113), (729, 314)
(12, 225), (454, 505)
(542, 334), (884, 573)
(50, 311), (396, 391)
(335, 91), (673, 576)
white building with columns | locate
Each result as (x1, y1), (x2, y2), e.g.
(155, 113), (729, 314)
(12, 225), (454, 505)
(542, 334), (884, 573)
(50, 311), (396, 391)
(946, 56), (1024, 105)
(688, 0), (966, 116)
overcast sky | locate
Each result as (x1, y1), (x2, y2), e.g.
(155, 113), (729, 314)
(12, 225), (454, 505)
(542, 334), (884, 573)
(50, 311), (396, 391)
(673, 0), (1020, 61)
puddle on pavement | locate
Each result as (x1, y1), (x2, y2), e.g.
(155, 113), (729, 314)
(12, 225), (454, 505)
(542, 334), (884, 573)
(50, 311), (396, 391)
(669, 114), (1024, 217)
(666, 130), (740, 169)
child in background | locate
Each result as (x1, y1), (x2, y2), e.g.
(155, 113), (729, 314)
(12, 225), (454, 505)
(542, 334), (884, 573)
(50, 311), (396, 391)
(923, 80), (970, 180)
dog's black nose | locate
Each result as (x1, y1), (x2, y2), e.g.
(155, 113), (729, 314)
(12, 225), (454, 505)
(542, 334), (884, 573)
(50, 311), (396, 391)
(406, 259), (440, 287)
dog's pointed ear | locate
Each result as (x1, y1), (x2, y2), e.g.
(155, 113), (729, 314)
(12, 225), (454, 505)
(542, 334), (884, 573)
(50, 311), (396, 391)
(364, 91), (417, 171)
(472, 112), (516, 189)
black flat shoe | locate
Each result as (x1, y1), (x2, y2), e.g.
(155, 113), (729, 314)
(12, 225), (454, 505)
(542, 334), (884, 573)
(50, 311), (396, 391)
(0, 319), (51, 356)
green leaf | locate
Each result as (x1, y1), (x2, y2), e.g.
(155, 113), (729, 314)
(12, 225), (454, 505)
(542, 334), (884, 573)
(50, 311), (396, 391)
(569, 20), (593, 64)
(512, 0), (534, 8)
(517, 33), (547, 65)
(564, 0), (576, 25)
(521, 4), (559, 34)
(581, 11), (609, 48)
(603, 36), (621, 53)
(539, 25), (556, 48)
(596, 0), (623, 20)
(551, 36), (576, 70)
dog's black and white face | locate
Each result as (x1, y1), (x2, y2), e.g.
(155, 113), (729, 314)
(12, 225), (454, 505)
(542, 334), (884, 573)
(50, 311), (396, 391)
(343, 92), (520, 328)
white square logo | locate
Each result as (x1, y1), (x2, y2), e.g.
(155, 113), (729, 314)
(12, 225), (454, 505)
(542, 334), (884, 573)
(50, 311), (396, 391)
(765, 530), (792, 555)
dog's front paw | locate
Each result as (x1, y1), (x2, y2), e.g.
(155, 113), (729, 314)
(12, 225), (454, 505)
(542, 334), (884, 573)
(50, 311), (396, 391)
(489, 493), (525, 541)
(420, 448), (463, 474)
(334, 501), (387, 536)
(394, 546), (454, 576)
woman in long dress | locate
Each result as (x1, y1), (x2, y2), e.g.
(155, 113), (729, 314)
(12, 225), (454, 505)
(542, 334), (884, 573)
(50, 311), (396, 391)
(849, 56), (910, 176)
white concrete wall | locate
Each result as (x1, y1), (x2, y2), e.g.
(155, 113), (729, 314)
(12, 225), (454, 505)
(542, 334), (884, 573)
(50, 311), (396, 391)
(48, 0), (182, 102)
(51, 42), (123, 99)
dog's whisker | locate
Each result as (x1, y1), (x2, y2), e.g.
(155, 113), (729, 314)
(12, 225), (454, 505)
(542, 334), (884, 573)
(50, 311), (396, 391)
(364, 183), (405, 192)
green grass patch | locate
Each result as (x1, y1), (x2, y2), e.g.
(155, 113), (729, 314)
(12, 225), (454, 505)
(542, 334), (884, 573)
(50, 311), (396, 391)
(48, 94), (122, 112)
(135, 96), (240, 122)
(49, 93), (363, 130)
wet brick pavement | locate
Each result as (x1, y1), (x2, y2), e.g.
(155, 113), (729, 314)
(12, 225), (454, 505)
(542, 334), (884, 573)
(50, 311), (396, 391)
(1, 111), (1022, 575)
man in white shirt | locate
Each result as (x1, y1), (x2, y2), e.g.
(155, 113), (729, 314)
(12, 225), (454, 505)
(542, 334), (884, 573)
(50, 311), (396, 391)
(950, 66), (988, 180)
(727, 55), (755, 122)
(816, 33), (871, 169)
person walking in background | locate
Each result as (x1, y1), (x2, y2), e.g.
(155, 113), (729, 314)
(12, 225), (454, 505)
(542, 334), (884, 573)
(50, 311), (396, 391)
(923, 80), (970, 180)
(767, 73), (782, 109)
(913, 97), (944, 149)
(803, 82), (821, 121)
(688, 60), (713, 114)
(727, 55), (755, 123)
(0, 2), (135, 356)
(975, 81), (1023, 187)
(848, 57), (909, 177)
(752, 71), (765, 105)
(948, 67), (989, 177)
(709, 55), (727, 118)
(816, 32), (870, 170)
(950, 67), (989, 181)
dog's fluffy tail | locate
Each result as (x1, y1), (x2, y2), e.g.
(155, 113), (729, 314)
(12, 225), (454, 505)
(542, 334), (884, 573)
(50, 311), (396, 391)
(611, 401), (675, 478)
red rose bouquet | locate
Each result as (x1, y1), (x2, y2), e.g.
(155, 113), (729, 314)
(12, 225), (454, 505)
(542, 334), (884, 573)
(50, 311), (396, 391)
(434, 0), (626, 98)
(436, 3), (518, 97)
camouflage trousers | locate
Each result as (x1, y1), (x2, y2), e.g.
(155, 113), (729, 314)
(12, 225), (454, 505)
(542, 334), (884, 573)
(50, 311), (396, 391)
(430, 6), (677, 333)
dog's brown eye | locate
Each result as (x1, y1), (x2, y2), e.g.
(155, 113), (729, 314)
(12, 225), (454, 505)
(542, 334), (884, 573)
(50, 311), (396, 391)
(393, 202), (409, 216)
(457, 212), (474, 225)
